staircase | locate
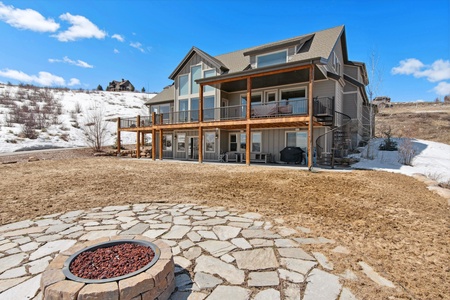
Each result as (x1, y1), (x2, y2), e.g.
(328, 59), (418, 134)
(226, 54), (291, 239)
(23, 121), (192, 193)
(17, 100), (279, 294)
(315, 111), (352, 167)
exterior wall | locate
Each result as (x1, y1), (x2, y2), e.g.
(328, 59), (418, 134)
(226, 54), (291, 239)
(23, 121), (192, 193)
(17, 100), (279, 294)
(344, 65), (358, 79)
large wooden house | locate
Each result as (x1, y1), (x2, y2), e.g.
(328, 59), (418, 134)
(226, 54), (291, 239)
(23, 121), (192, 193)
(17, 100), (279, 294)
(107, 79), (135, 92)
(117, 25), (372, 169)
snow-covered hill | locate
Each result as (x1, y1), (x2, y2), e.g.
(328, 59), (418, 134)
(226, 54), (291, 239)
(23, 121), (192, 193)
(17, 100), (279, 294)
(0, 84), (156, 153)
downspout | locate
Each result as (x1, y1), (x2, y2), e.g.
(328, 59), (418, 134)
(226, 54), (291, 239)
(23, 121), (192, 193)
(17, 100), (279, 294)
(308, 64), (314, 171)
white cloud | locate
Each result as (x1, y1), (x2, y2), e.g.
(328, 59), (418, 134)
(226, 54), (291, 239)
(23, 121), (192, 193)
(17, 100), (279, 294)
(433, 82), (450, 96)
(0, 68), (66, 86)
(111, 34), (124, 42)
(0, 2), (59, 32)
(130, 42), (144, 53)
(392, 58), (450, 82)
(68, 78), (80, 86)
(52, 13), (106, 42)
(113, 48), (119, 54)
(48, 56), (93, 68)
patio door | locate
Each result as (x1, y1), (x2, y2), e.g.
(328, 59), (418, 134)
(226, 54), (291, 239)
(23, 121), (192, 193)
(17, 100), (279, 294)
(188, 137), (199, 160)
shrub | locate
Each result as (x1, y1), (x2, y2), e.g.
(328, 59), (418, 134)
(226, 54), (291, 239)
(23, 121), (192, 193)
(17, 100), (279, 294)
(398, 138), (416, 165)
(379, 126), (397, 151)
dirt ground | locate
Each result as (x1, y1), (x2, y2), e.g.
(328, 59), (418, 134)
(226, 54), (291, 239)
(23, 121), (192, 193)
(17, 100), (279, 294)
(1, 150), (449, 299)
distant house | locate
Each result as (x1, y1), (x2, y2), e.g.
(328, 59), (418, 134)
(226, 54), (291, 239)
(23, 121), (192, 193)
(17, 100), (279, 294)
(106, 79), (135, 92)
(373, 96), (392, 108)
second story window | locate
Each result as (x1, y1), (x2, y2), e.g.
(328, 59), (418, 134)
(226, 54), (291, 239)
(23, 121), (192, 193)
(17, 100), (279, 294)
(179, 75), (188, 96)
(191, 65), (201, 94)
(257, 50), (287, 68)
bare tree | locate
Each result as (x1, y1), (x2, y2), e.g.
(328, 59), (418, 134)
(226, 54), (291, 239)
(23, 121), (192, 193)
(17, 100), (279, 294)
(82, 102), (108, 152)
(364, 49), (383, 159)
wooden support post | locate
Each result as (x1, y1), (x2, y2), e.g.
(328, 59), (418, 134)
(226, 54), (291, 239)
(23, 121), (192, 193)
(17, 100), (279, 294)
(308, 65), (314, 170)
(246, 124), (251, 166)
(159, 129), (163, 160)
(141, 132), (145, 154)
(199, 84), (203, 122)
(136, 115), (141, 158)
(151, 129), (156, 161)
(246, 77), (252, 120)
(198, 127), (203, 163)
(117, 117), (121, 155)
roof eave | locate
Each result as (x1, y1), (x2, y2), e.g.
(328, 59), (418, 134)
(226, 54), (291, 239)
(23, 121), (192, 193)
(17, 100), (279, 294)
(196, 58), (324, 85)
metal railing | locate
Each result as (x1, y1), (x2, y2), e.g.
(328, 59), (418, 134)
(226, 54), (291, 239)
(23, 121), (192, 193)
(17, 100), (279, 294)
(119, 96), (335, 128)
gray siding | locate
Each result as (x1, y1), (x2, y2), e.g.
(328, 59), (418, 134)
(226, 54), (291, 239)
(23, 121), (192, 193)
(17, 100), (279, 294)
(313, 80), (335, 98)
(344, 65), (358, 79)
(343, 93), (358, 119)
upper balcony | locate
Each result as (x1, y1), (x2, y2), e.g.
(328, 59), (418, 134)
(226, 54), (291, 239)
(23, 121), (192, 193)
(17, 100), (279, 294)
(119, 96), (333, 129)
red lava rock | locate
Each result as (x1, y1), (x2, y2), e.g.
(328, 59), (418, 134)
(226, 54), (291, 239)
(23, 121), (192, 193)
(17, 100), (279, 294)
(69, 243), (155, 280)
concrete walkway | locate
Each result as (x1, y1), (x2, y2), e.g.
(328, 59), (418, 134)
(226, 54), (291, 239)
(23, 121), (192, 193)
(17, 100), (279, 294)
(0, 203), (365, 300)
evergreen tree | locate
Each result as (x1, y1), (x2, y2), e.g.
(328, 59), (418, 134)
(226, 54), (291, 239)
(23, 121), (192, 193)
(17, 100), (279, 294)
(141, 87), (146, 93)
(97, 84), (103, 91)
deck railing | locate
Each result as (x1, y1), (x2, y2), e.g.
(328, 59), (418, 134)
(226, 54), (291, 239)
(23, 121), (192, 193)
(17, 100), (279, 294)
(119, 96), (334, 129)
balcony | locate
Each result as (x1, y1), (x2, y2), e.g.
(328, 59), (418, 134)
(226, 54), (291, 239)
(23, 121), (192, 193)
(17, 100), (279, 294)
(119, 97), (333, 129)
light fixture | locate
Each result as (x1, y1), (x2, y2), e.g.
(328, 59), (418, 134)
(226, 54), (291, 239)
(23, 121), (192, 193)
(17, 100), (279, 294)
(174, 133), (177, 139)
(215, 128), (219, 139)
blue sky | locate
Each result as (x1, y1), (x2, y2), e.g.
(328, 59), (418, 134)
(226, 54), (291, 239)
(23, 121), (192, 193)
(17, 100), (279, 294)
(0, 0), (449, 102)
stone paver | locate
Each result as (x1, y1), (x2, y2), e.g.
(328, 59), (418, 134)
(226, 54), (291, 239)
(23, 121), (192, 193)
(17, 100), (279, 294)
(0, 203), (362, 299)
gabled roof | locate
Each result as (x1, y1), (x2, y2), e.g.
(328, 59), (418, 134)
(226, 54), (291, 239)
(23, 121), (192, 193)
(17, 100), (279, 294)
(169, 47), (229, 80)
(169, 25), (346, 80)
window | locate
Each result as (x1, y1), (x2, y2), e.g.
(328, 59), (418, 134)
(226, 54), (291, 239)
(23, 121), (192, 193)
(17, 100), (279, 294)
(179, 99), (188, 122)
(191, 65), (201, 94)
(203, 69), (215, 93)
(191, 98), (199, 121)
(229, 134), (237, 151)
(280, 88), (307, 114)
(177, 133), (186, 152)
(333, 52), (341, 74)
(205, 132), (215, 152)
(257, 51), (287, 68)
(179, 75), (188, 96)
(286, 131), (307, 149)
(162, 134), (172, 151)
(251, 132), (261, 152)
(240, 133), (246, 151)
(204, 96), (215, 121)
(265, 91), (277, 102)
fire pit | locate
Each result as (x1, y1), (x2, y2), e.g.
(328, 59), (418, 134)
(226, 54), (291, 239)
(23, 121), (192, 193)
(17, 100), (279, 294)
(40, 236), (175, 300)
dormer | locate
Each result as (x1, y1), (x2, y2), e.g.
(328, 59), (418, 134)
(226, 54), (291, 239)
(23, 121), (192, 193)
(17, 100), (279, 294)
(243, 34), (314, 69)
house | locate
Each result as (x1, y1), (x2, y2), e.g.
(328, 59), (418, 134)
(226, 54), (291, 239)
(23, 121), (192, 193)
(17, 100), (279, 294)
(107, 79), (135, 92)
(373, 96), (392, 108)
(117, 25), (372, 168)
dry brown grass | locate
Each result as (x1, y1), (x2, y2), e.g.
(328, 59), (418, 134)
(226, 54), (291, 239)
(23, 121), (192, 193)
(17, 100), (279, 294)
(376, 102), (450, 144)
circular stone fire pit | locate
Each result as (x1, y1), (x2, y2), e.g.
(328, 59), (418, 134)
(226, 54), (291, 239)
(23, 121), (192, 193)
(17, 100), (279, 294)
(40, 236), (175, 300)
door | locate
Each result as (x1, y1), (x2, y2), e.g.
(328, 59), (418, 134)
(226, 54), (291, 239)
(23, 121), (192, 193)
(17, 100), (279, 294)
(188, 137), (199, 160)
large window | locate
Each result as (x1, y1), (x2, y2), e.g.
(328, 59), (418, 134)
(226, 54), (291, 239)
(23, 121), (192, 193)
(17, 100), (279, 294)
(179, 75), (188, 96)
(257, 51), (287, 68)
(177, 133), (186, 152)
(191, 98), (199, 121)
(179, 99), (188, 122)
(251, 132), (261, 152)
(229, 134), (237, 152)
(286, 131), (307, 149)
(191, 65), (201, 94)
(203, 69), (215, 93)
(162, 134), (172, 151)
(280, 88), (307, 114)
(204, 96), (215, 121)
(205, 132), (215, 152)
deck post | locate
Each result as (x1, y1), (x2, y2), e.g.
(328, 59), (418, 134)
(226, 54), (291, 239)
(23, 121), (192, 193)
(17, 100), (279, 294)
(159, 129), (163, 160)
(117, 117), (121, 155)
(141, 132), (145, 155)
(246, 77), (252, 120)
(246, 124), (251, 166)
(151, 112), (156, 160)
(136, 115), (141, 158)
(151, 129), (156, 160)
(199, 84), (203, 122)
(198, 127), (203, 163)
(308, 65), (314, 170)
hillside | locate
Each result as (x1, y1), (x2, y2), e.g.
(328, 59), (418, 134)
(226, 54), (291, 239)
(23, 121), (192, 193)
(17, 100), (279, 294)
(0, 84), (155, 153)
(375, 102), (450, 145)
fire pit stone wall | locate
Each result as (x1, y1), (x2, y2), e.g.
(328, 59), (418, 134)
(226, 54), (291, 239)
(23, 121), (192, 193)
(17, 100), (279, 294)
(40, 236), (175, 300)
